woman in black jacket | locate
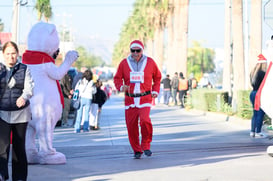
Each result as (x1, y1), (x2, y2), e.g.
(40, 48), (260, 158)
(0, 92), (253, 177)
(89, 79), (107, 130)
(249, 57), (267, 138)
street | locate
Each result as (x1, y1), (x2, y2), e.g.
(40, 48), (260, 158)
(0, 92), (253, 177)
(25, 94), (273, 181)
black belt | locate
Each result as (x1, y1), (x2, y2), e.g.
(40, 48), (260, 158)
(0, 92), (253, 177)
(126, 91), (151, 97)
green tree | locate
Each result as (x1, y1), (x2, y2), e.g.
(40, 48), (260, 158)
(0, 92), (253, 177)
(0, 18), (4, 32)
(112, 0), (171, 68)
(35, 0), (52, 21)
(187, 41), (215, 80)
(74, 46), (105, 70)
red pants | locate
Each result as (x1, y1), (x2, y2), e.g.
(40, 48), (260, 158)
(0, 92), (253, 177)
(125, 107), (153, 153)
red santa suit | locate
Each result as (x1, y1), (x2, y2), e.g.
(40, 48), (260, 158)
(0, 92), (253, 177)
(114, 50), (161, 154)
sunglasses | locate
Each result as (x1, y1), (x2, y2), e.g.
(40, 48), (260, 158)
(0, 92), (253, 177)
(130, 49), (142, 53)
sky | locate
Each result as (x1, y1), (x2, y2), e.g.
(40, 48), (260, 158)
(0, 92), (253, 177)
(0, 0), (273, 62)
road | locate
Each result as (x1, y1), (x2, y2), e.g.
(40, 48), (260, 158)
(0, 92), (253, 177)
(23, 94), (273, 181)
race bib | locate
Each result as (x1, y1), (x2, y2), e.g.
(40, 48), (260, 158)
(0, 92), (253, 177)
(130, 72), (144, 83)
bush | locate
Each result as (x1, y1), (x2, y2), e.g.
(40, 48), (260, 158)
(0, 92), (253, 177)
(187, 88), (229, 112)
(187, 89), (271, 122)
(236, 90), (252, 119)
(187, 89), (249, 117)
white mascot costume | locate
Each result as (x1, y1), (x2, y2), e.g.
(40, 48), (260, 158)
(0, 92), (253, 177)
(265, 36), (273, 156)
(22, 21), (78, 164)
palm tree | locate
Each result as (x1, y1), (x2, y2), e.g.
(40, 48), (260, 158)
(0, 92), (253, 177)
(166, 0), (175, 74)
(173, 0), (189, 76)
(112, 0), (168, 68)
(231, 0), (245, 110)
(151, 0), (169, 71)
(249, 0), (262, 78)
(35, 0), (52, 22)
(223, 0), (232, 103)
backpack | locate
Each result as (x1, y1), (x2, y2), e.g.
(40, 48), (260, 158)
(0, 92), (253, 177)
(178, 78), (188, 91)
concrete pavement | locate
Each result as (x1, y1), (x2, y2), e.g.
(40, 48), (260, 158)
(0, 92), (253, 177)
(12, 95), (273, 181)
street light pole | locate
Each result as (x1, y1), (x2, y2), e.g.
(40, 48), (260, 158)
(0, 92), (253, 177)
(11, 0), (19, 44)
(244, 0), (249, 90)
(11, 0), (28, 44)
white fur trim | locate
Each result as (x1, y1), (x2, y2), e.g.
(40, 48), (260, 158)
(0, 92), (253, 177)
(130, 43), (143, 50)
(152, 91), (159, 95)
(257, 60), (267, 63)
(125, 103), (152, 109)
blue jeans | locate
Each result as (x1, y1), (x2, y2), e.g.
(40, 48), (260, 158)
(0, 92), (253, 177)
(172, 89), (178, 105)
(74, 97), (92, 132)
(249, 91), (265, 133)
(163, 90), (171, 105)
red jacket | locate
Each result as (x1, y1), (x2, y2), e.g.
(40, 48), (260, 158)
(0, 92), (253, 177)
(114, 56), (161, 108)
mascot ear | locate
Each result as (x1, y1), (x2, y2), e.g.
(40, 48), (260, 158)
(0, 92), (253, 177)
(27, 21), (60, 56)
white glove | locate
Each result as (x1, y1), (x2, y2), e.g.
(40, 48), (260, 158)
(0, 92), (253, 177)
(64, 50), (79, 64)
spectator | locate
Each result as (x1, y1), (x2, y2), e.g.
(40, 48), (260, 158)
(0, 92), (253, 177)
(178, 72), (189, 108)
(60, 72), (73, 127)
(74, 70), (96, 133)
(161, 74), (171, 105)
(89, 79), (107, 130)
(170, 72), (179, 105)
(249, 54), (267, 138)
(0, 41), (34, 181)
(104, 83), (112, 99)
(72, 67), (87, 90)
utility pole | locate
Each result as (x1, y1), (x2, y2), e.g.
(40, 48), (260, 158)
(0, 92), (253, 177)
(11, 0), (28, 44)
(244, 0), (249, 90)
(11, 0), (19, 44)
(223, 0), (232, 103)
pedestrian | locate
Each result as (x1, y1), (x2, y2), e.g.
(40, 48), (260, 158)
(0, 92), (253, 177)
(188, 73), (198, 90)
(161, 74), (171, 105)
(60, 72), (73, 127)
(104, 83), (112, 99)
(114, 40), (161, 159)
(0, 41), (34, 181)
(249, 54), (267, 138)
(89, 79), (107, 130)
(71, 67), (87, 126)
(178, 72), (189, 108)
(74, 70), (96, 133)
(170, 72), (179, 105)
(72, 67), (87, 90)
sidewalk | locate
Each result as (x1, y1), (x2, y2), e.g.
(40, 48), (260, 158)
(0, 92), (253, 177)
(14, 95), (273, 181)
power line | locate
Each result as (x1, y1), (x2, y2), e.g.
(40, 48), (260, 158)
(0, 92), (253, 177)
(0, 2), (225, 8)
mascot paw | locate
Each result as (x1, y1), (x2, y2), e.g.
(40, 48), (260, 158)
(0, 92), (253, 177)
(64, 50), (79, 64)
(267, 146), (273, 157)
(39, 152), (66, 165)
(26, 149), (40, 164)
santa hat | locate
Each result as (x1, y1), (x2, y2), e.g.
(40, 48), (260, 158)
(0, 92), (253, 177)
(27, 21), (59, 56)
(257, 54), (267, 63)
(130, 40), (144, 50)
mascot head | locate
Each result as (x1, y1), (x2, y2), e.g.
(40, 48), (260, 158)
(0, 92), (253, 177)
(27, 21), (59, 57)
